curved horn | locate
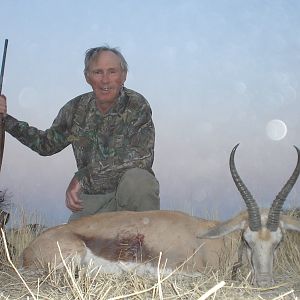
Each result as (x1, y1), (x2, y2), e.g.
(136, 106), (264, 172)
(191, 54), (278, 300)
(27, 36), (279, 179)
(230, 144), (262, 231)
(266, 146), (300, 231)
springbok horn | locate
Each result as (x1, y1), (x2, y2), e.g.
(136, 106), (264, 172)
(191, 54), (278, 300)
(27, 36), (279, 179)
(230, 144), (262, 231)
(266, 146), (300, 231)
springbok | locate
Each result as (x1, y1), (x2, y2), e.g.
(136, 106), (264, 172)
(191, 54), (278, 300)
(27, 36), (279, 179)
(21, 144), (300, 287)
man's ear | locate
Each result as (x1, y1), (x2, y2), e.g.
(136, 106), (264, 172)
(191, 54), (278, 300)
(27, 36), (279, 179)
(122, 71), (127, 84)
(85, 73), (91, 85)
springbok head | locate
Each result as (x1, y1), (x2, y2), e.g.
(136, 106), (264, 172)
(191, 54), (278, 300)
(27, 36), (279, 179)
(200, 144), (300, 287)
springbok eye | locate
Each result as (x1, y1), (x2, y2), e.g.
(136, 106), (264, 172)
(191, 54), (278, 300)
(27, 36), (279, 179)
(273, 241), (281, 251)
(243, 237), (256, 249)
(243, 239), (250, 248)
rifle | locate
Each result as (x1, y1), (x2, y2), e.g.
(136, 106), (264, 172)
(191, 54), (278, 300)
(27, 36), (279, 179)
(0, 39), (8, 172)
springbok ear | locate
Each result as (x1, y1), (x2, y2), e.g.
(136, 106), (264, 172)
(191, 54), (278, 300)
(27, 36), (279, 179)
(197, 212), (248, 239)
(280, 215), (300, 232)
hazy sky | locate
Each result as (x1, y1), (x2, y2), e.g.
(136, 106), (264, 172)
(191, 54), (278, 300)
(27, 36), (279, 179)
(1, 0), (300, 226)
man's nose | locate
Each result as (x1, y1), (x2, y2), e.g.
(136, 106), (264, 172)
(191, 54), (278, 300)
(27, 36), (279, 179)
(101, 72), (110, 83)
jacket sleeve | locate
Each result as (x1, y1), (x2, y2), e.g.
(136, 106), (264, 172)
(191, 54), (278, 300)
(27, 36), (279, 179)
(121, 102), (155, 170)
(4, 105), (72, 156)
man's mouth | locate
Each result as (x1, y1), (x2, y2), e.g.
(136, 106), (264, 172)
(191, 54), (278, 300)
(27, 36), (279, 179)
(101, 87), (110, 92)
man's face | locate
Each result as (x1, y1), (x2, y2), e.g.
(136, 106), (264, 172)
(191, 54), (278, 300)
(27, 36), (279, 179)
(85, 51), (127, 107)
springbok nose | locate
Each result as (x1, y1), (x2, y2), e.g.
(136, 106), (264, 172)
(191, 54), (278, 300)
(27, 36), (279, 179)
(256, 273), (273, 287)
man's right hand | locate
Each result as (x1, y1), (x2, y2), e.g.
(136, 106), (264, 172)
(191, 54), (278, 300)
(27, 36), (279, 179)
(65, 176), (83, 212)
(0, 95), (7, 115)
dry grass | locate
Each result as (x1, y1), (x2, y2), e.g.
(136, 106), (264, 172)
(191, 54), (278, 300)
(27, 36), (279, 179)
(0, 211), (300, 300)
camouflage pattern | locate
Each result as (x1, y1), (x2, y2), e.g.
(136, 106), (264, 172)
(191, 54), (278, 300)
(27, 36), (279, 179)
(5, 87), (155, 194)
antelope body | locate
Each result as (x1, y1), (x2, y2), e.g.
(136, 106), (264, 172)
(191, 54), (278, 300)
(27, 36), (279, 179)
(21, 144), (300, 287)
(22, 210), (227, 274)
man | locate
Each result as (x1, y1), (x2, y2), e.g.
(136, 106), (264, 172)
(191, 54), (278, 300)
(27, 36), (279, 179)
(0, 46), (160, 222)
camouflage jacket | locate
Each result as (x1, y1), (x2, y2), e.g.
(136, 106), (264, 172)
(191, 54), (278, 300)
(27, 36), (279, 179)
(5, 87), (156, 194)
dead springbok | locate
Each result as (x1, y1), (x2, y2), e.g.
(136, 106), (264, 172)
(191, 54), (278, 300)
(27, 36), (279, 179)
(21, 144), (300, 287)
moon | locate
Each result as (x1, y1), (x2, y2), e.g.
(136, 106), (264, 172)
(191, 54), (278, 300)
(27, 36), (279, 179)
(266, 119), (288, 141)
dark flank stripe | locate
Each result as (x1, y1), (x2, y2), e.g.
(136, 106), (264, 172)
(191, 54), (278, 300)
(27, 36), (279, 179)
(77, 233), (157, 263)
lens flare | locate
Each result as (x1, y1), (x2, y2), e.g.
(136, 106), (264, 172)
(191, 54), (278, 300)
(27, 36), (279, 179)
(266, 119), (287, 141)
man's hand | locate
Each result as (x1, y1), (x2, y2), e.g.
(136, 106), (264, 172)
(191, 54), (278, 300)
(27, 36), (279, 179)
(65, 176), (83, 212)
(0, 95), (7, 116)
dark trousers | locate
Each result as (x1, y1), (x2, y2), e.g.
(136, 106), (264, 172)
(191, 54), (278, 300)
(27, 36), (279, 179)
(68, 168), (160, 222)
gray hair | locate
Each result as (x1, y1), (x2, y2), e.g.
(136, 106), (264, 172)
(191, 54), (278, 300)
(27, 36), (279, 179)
(84, 46), (128, 75)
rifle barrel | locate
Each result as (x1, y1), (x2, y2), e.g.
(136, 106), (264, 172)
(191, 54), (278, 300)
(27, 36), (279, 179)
(0, 39), (8, 94)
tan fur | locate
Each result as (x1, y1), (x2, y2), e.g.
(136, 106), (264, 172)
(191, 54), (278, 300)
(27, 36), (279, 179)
(22, 208), (300, 286)
(22, 210), (233, 272)
(258, 228), (271, 241)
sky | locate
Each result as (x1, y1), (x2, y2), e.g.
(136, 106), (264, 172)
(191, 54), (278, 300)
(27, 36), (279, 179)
(1, 0), (300, 226)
